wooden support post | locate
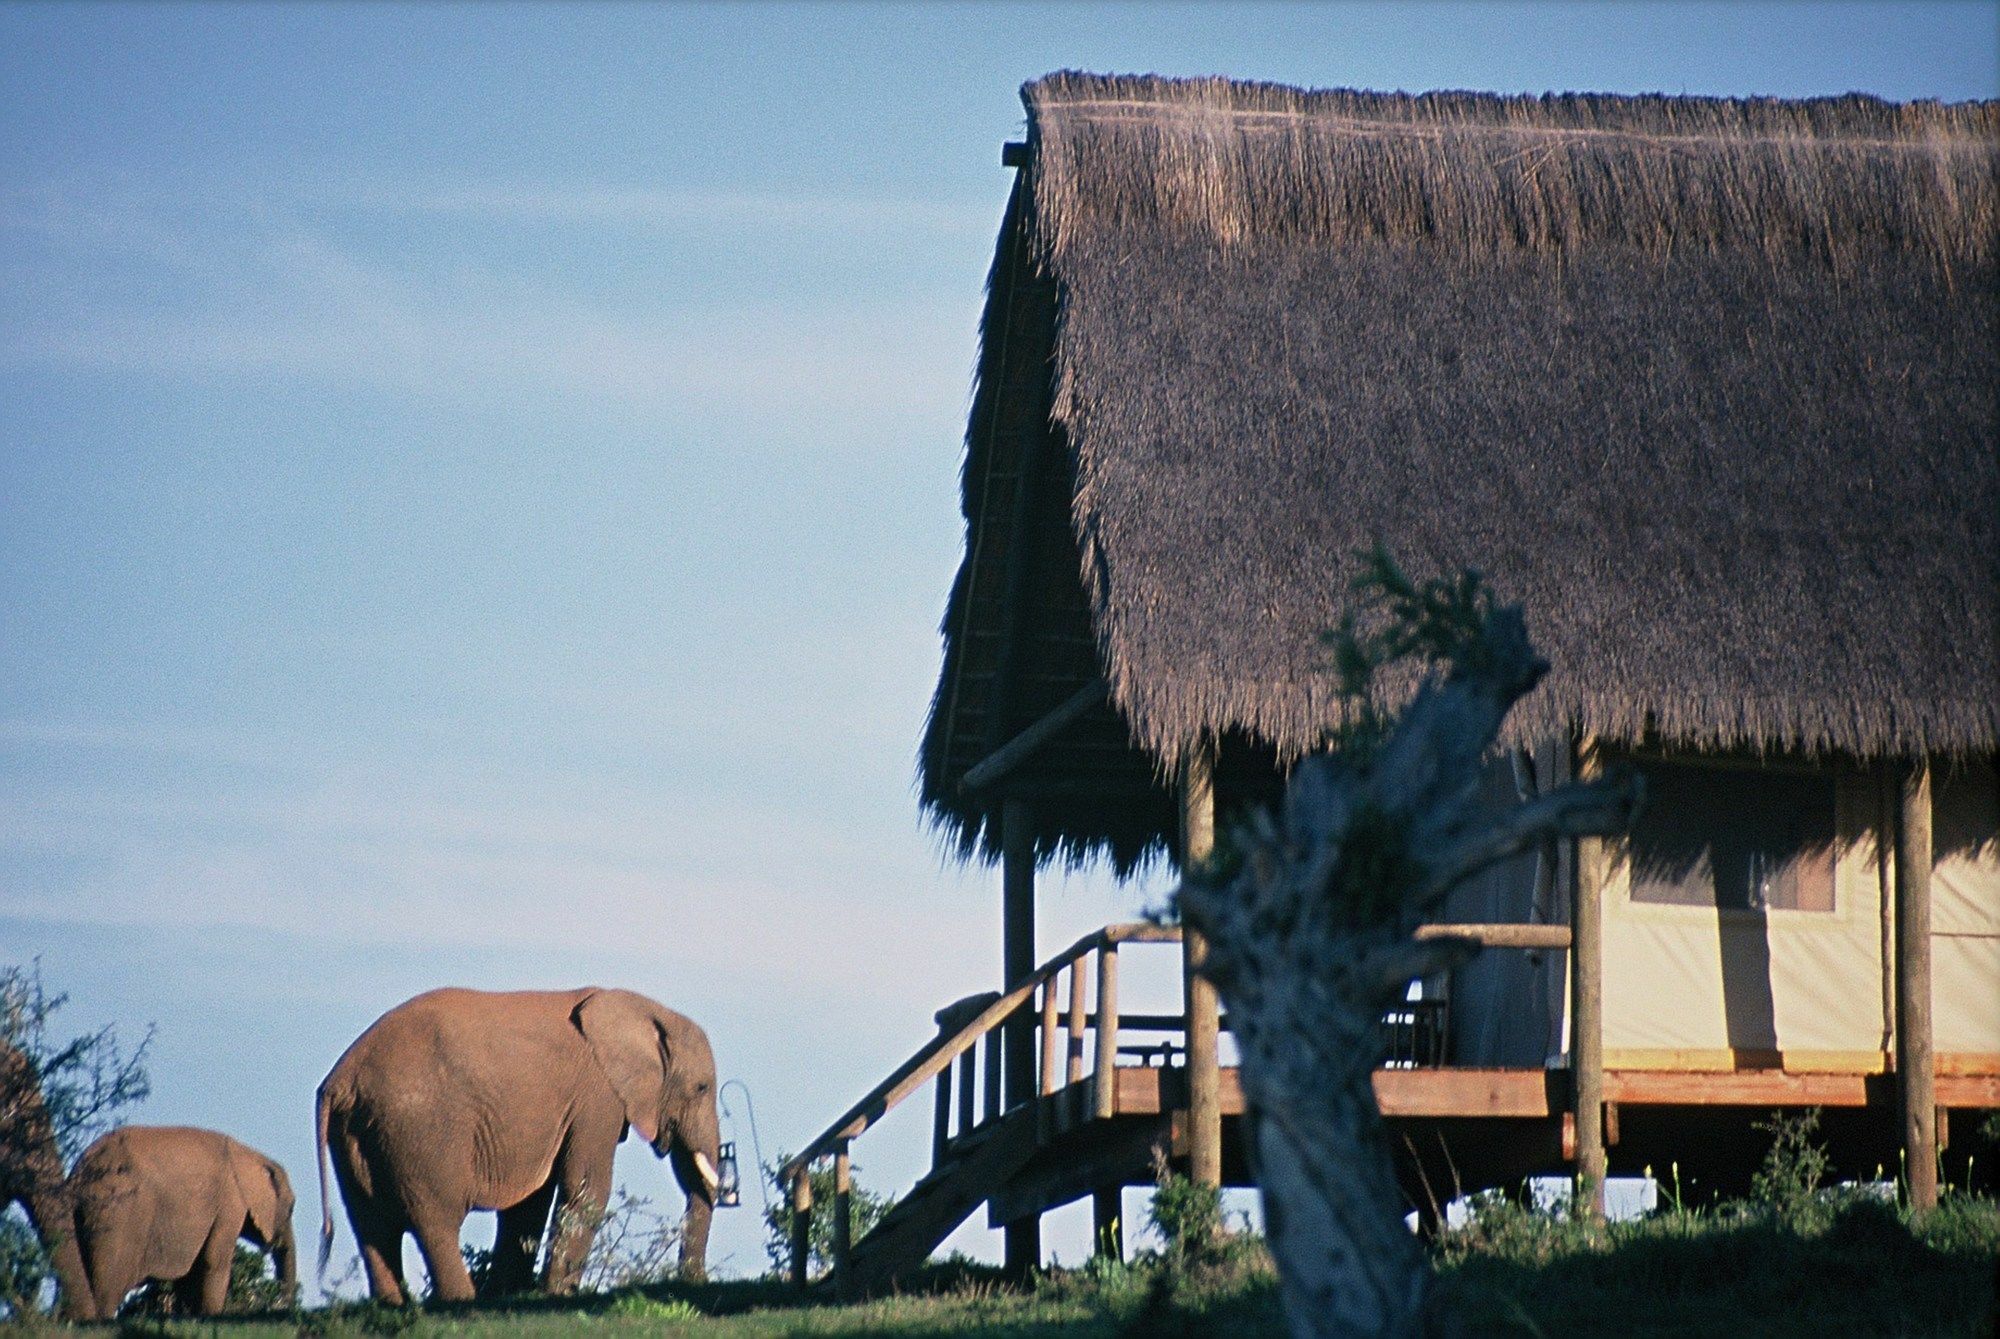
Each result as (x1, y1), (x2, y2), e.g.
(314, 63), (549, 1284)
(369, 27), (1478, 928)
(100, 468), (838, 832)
(984, 1027), (1003, 1125)
(1181, 741), (1224, 1190)
(1094, 946), (1120, 1120)
(1093, 1187), (1123, 1261)
(831, 1142), (853, 1294)
(1039, 980), (1059, 1142)
(1067, 959), (1088, 1085)
(932, 1066), (952, 1167)
(789, 1168), (812, 1287)
(1000, 798), (1041, 1278)
(1040, 979), (1060, 1096)
(1003, 798), (1038, 1111)
(1572, 738), (1607, 1218)
(1896, 759), (1938, 1212)
(958, 1047), (977, 1137)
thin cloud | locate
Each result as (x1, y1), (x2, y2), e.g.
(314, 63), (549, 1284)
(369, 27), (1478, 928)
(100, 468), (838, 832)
(1, 173), (979, 419)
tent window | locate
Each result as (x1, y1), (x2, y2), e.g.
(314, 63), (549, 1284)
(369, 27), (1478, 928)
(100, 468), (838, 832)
(1627, 759), (1836, 912)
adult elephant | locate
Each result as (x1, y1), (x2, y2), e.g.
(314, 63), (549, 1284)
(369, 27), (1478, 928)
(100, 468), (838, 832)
(316, 988), (721, 1304)
(70, 1125), (296, 1317)
(0, 1039), (97, 1320)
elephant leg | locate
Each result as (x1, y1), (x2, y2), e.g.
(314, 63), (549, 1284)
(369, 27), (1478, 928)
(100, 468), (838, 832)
(486, 1179), (556, 1298)
(408, 1203), (475, 1304)
(83, 1230), (144, 1320)
(355, 1214), (410, 1306)
(191, 1221), (237, 1317)
(543, 1143), (613, 1295)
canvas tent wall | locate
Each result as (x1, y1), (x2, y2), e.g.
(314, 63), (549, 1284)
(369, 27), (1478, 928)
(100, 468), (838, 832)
(921, 75), (2000, 1075)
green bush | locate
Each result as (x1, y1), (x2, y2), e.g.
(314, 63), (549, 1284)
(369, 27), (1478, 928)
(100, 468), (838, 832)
(761, 1152), (897, 1280)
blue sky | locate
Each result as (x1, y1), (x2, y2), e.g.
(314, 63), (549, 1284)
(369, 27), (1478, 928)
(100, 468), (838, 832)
(4, 0), (1995, 1293)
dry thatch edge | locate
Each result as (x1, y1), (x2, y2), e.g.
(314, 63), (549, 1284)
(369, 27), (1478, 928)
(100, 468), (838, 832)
(1095, 647), (2000, 777)
(1021, 72), (2000, 269)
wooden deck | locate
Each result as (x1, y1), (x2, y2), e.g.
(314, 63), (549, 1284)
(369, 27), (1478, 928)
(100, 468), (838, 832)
(781, 923), (2000, 1294)
(1097, 1063), (2000, 1123)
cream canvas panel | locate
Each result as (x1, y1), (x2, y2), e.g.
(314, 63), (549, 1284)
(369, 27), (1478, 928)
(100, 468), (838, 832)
(1930, 758), (1998, 1054)
(1600, 768), (1890, 1057)
(1932, 757), (1999, 936)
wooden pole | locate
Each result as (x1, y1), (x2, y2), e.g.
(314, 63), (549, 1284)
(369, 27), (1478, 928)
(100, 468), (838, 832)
(1571, 738), (1607, 1218)
(932, 1066), (952, 1168)
(1094, 946), (1120, 1120)
(789, 1168), (812, 1287)
(1067, 958), (1088, 1086)
(831, 1142), (853, 1295)
(1000, 797), (1041, 1277)
(1896, 758), (1938, 1212)
(983, 1028), (1003, 1125)
(1003, 798), (1038, 1109)
(957, 1048), (977, 1138)
(1181, 740), (1224, 1190)
(1039, 980), (1059, 1141)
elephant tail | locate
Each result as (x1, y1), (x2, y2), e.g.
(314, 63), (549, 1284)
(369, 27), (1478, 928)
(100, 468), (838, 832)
(315, 1082), (336, 1279)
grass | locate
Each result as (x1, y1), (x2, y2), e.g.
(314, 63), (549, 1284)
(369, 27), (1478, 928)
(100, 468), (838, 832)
(32, 1193), (1997, 1337)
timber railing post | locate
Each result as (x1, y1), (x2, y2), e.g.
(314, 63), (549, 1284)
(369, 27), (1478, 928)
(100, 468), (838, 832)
(1039, 978), (1059, 1140)
(1067, 956), (1087, 1087)
(1572, 737), (1607, 1218)
(957, 1046), (977, 1139)
(932, 1061), (952, 1168)
(831, 1141), (853, 1295)
(984, 1026), (1004, 1125)
(1094, 944), (1120, 1120)
(1897, 757), (1937, 1212)
(789, 1167), (812, 1287)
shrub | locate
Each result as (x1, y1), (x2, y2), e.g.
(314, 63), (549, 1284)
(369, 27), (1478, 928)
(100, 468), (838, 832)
(761, 1153), (896, 1280)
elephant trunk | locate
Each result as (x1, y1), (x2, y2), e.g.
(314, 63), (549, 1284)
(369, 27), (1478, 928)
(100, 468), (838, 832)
(664, 1113), (719, 1283)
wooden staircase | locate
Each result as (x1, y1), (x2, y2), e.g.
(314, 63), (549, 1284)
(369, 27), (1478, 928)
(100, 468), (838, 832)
(779, 918), (1586, 1295)
(777, 923), (1179, 1296)
(837, 1107), (1041, 1292)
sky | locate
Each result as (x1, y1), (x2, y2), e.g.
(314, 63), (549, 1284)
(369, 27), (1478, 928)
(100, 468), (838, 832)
(3, 0), (1996, 1297)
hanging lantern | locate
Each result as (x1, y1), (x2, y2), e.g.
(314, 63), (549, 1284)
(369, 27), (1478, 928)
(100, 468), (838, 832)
(715, 1141), (741, 1208)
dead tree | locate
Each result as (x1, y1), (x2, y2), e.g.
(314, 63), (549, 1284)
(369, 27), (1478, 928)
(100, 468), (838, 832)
(1178, 581), (1637, 1339)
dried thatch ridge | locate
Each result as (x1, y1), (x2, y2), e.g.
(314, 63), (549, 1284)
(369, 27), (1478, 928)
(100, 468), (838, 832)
(1027, 72), (1999, 272)
(920, 73), (2000, 867)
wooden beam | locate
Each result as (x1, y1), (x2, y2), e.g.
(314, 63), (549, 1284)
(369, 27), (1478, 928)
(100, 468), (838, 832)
(1414, 923), (1572, 950)
(1002, 139), (1030, 167)
(1897, 759), (1938, 1212)
(1603, 1070), (1876, 1107)
(1571, 739), (1607, 1218)
(1180, 741), (1224, 1191)
(960, 681), (1108, 795)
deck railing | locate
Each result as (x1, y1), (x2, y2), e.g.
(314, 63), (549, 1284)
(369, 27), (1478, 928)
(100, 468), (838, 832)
(777, 918), (1569, 1286)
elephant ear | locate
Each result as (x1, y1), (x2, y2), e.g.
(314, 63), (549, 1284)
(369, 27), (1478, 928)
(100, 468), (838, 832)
(228, 1142), (289, 1245)
(573, 991), (669, 1144)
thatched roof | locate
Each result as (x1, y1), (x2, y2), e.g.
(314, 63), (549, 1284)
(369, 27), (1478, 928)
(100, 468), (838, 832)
(923, 73), (2000, 871)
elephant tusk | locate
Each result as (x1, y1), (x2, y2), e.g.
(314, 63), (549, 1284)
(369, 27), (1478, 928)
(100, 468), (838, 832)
(692, 1151), (720, 1196)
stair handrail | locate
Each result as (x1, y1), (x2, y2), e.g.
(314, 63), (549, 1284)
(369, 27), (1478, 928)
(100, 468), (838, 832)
(777, 921), (1178, 1186)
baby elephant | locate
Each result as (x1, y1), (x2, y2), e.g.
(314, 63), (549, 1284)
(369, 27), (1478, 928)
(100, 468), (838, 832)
(72, 1125), (297, 1318)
